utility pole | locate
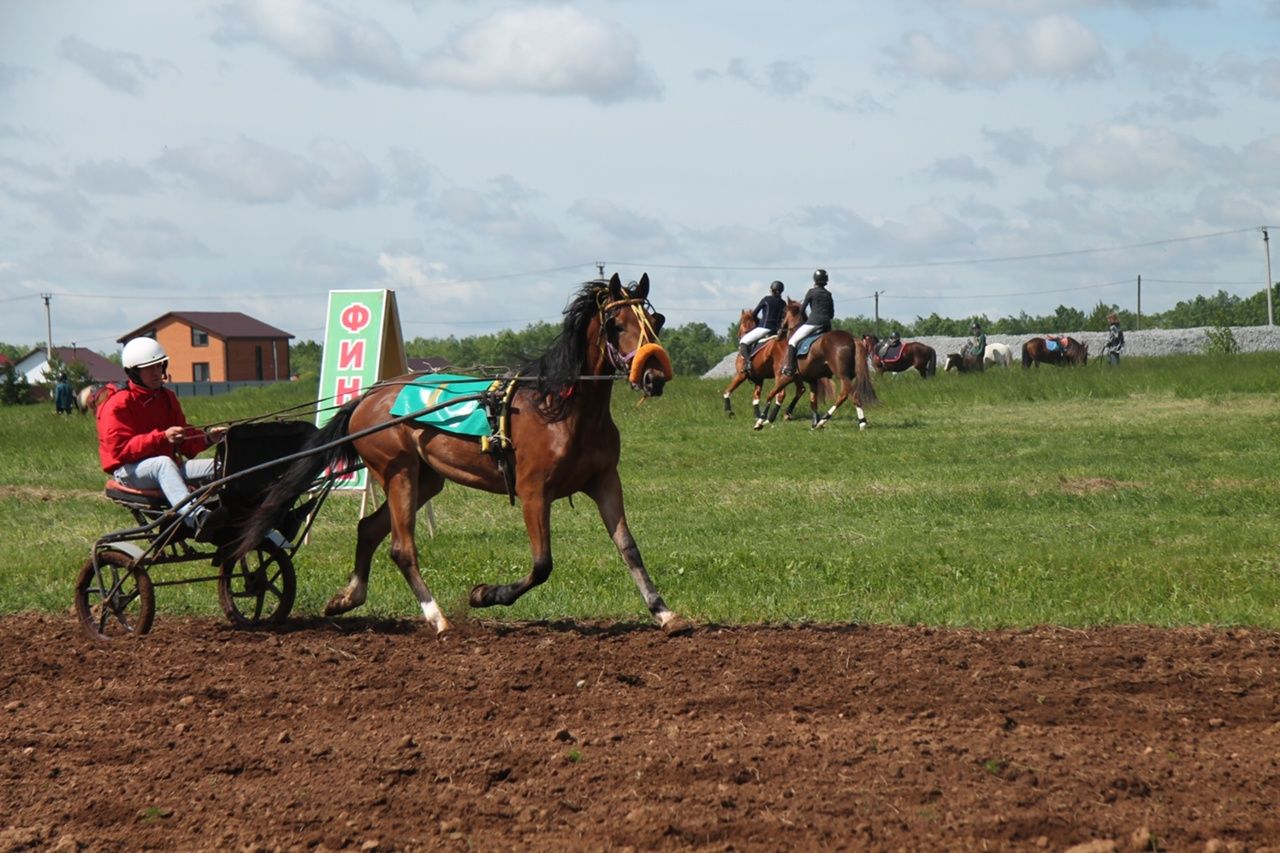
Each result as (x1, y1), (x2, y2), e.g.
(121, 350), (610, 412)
(596, 261), (606, 279)
(1264, 228), (1275, 327)
(873, 291), (883, 335)
(1136, 275), (1141, 331)
(41, 293), (53, 361)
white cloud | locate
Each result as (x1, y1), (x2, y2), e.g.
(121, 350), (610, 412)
(154, 136), (383, 208)
(215, 0), (419, 86)
(927, 155), (996, 184)
(73, 159), (157, 195)
(419, 6), (662, 104)
(57, 36), (172, 95)
(983, 126), (1044, 166)
(0, 62), (38, 91)
(886, 14), (1108, 88)
(1048, 123), (1222, 191)
(95, 219), (212, 259)
(697, 58), (812, 97)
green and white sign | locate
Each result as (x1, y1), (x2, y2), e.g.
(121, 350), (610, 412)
(316, 289), (407, 489)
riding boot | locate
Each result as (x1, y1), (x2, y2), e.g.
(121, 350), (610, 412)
(737, 343), (751, 375)
(782, 345), (798, 376)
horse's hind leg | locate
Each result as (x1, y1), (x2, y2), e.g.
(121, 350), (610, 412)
(589, 468), (692, 635)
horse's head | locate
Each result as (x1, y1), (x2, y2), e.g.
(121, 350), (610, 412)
(738, 309), (756, 336)
(601, 273), (672, 397)
(1074, 340), (1089, 365)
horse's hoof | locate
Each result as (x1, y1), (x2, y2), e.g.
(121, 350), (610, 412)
(468, 584), (494, 608)
(858, 420), (868, 431)
(752, 421), (765, 431)
(324, 595), (355, 616)
(725, 411), (735, 418)
(661, 615), (696, 637)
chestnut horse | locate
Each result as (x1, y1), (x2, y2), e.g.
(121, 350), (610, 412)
(1022, 335), (1089, 368)
(232, 274), (693, 636)
(721, 309), (806, 420)
(76, 383), (115, 414)
(755, 299), (878, 430)
(863, 334), (936, 379)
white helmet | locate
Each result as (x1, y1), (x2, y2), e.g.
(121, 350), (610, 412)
(122, 337), (168, 369)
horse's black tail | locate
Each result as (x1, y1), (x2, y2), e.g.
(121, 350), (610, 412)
(1022, 343), (1032, 369)
(229, 399), (362, 560)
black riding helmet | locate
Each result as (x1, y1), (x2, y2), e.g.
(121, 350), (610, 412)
(769, 280), (784, 295)
(813, 269), (828, 286)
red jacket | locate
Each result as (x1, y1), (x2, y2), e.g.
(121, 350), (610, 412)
(96, 381), (210, 473)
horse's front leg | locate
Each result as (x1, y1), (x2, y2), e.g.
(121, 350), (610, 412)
(754, 377), (793, 430)
(469, 492), (552, 609)
(587, 468), (693, 636)
(814, 379), (852, 430)
(721, 374), (745, 417)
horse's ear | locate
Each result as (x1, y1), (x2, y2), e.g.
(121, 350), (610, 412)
(651, 312), (666, 334)
(608, 273), (624, 300)
(634, 273), (649, 300)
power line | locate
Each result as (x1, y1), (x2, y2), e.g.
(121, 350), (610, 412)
(609, 226), (1260, 273)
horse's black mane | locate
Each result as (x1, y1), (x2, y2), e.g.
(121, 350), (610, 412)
(518, 280), (610, 420)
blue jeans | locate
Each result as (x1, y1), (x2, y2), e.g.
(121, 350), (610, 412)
(114, 456), (215, 519)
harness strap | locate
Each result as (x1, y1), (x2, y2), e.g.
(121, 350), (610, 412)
(479, 376), (520, 505)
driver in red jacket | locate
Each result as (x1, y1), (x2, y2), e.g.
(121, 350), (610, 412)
(97, 337), (226, 538)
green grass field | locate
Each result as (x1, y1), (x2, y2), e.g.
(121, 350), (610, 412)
(2, 354), (1278, 627)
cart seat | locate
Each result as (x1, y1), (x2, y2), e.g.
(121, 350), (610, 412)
(104, 479), (169, 510)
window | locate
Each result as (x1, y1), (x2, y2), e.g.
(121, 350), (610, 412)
(193, 362), (210, 382)
(191, 328), (209, 347)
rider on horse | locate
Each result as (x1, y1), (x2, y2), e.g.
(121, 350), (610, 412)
(961, 321), (986, 362)
(783, 269), (834, 376)
(737, 280), (786, 375)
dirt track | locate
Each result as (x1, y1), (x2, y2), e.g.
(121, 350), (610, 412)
(2, 614), (1278, 851)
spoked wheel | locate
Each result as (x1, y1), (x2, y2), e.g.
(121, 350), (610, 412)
(217, 538), (295, 628)
(75, 548), (155, 643)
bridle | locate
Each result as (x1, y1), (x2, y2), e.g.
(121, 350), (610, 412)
(597, 294), (664, 376)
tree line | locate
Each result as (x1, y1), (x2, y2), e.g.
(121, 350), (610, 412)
(3, 284), (1276, 398)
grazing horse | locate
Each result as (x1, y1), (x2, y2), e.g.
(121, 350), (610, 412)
(755, 299), (878, 431)
(231, 273), (693, 636)
(942, 353), (983, 373)
(721, 309), (806, 420)
(1022, 335), (1089, 368)
(76, 383), (115, 414)
(984, 342), (1013, 369)
(863, 334), (936, 379)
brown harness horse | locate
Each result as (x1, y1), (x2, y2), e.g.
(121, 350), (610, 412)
(721, 309), (806, 421)
(1022, 336), (1089, 367)
(232, 273), (692, 636)
(863, 334), (936, 379)
(755, 299), (878, 430)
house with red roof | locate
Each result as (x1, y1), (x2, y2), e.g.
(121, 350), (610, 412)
(117, 312), (293, 383)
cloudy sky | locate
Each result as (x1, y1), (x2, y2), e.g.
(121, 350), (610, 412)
(2, 0), (1278, 354)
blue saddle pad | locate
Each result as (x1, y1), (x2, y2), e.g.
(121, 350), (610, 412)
(1045, 339), (1061, 352)
(797, 332), (823, 357)
(389, 374), (495, 437)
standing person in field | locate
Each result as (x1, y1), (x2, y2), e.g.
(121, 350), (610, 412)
(783, 269), (834, 376)
(96, 337), (226, 539)
(1104, 312), (1125, 366)
(737, 280), (786, 375)
(54, 372), (74, 415)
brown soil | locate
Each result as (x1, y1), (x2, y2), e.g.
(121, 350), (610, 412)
(2, 614), (1278, 851)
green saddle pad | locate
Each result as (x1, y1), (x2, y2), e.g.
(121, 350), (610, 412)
(389, 374), (496, 437)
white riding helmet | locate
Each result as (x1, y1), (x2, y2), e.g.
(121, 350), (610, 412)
(122, 337), (168, 369)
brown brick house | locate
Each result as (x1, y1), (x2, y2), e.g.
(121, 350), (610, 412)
(118, 312), (293, 383)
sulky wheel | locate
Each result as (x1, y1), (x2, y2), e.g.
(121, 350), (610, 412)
(75, 548), (155, 643)
(217, 538), (295, 629)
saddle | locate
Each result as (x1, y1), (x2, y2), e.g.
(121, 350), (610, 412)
(1044, 337), (1070, 353)
(796, 331), (823, 358)
(748, 335), (777, 360)
(879, 342), (905, 364)
(389, 373), (519, 504)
